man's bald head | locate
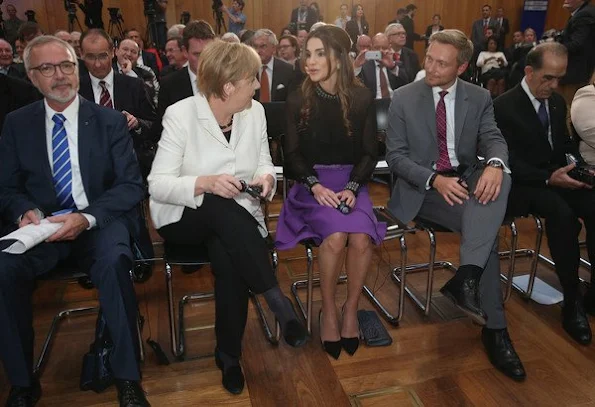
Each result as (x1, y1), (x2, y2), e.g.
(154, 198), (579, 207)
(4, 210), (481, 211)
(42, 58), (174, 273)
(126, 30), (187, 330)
(356, 34), (372, 53)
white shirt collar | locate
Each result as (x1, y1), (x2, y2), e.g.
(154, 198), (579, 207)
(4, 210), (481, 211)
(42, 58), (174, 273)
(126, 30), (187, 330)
(520, 76), (541, 104)
(432, 79), (458, 100)
(44, 94), (80, 122)
(89, 69), (114, 88)
(187, 63), (196, 81)
(264, 57), (274, 71)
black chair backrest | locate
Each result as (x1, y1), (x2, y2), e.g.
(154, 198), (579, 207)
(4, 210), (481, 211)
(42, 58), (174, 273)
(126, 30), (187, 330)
(263, 102), (287, 140)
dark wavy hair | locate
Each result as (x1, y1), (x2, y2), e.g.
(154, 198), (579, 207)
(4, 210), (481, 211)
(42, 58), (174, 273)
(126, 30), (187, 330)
(300, 25), (362, 136)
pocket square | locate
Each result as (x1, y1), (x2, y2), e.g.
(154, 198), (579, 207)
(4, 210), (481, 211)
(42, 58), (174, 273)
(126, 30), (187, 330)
(276, 84), (286, 90)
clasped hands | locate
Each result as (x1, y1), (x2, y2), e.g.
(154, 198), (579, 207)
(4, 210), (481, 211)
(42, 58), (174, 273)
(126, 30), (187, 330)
(433, 165), (503, 206)
(311, 184), (355, 209)
(195, 173), (274, 199)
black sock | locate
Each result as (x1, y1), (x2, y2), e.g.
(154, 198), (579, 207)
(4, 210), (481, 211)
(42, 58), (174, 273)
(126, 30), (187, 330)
(262, 286), (297, 330)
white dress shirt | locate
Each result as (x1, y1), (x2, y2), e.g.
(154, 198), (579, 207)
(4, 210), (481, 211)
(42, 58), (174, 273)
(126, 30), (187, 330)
(432, 80), (460, 168)
(186, 63), (198, 96)
(259, 57), (274, 94)
(375, 63), (394, 99)
(136, 53), (144, 67)
(44, 96), (96, 228)
(521, 77), (552, 147)
(89, 69), (115, 105)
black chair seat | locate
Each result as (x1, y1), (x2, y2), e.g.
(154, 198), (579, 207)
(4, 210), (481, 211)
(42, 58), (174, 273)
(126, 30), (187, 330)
(163, 242), (211, 266)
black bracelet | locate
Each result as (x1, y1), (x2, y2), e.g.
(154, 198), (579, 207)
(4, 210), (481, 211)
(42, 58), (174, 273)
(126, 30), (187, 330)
(429, 172), (438, 188)
(344, 180), (361, 195)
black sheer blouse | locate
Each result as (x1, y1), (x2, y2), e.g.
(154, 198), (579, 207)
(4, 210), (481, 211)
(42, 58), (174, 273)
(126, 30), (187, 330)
(283, 85), (378, 188)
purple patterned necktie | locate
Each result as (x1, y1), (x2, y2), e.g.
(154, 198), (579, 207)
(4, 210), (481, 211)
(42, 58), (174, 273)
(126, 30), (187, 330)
(435, 90), (452, 172)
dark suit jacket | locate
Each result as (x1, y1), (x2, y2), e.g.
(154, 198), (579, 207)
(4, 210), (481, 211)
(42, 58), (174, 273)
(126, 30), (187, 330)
(0, 98), (150, 255)
(494, 17), (510, 46)
(358, 60), (407, 97)
(346, 19), (370, 51)
(0, 75), (42, 130)
(494, 85), (579, 187)
(5, 63), (27, 80)
(397, 47), (421, 84)
(141, 50), (160, 76)
(152, 66), (193, 141)
(254, 58), (296, 102)
(560, 2), (595, 85)
(471, 18), (496, 48)
(401, 15), (421, 49)
(79, 72), (156, 138)
(290, 7), (318, 31)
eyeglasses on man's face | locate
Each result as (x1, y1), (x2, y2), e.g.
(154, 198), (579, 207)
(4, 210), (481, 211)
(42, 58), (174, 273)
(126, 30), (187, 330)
(29, 61), (77, 77)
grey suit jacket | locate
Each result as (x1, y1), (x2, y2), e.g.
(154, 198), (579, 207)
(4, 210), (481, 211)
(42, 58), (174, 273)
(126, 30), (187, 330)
(385, 79), (508, 223)
(471, 18), (495, 47)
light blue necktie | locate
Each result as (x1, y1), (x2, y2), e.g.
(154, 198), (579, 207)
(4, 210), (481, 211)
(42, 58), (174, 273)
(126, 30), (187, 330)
(52, 114), (75, 209)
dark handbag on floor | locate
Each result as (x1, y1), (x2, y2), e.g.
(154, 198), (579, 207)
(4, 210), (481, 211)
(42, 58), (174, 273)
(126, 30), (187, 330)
(80, 309), (115, 393)
(357, 310), (392, 347)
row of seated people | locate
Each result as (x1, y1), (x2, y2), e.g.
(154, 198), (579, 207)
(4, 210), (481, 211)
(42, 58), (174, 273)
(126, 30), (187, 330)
(1, 25), (595, 407)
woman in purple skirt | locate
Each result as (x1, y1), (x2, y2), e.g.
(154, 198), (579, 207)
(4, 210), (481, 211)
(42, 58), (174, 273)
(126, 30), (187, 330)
(275, 25), (387, 359)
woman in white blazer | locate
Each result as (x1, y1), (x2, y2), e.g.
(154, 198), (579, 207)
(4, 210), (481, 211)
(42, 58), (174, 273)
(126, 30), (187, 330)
(571, 73), (595, 165)
(147, 41), (307, 395)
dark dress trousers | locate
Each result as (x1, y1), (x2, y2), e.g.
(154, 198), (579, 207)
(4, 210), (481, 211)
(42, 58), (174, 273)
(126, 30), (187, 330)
(0, 98), (149, 387)
(494, 85), (595, 298)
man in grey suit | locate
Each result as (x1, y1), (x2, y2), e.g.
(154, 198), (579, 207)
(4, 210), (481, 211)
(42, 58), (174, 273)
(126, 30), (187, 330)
(386, 30), (525, 382)
(471, 4), (496, 51)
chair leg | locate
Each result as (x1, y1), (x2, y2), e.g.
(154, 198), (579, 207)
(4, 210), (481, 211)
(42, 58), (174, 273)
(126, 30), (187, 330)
(502, 220), (519, 303)
(362, 234), (408, 326)
(33, 306), (100, 376)
(165, 261), (183, 359)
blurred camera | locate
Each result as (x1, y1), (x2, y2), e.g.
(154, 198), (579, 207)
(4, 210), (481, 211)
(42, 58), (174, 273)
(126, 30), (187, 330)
(365, 50), (382, 61)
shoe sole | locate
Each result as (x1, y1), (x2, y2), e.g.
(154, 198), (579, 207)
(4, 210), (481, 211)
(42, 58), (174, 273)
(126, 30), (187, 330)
(440, 288), (487, 326)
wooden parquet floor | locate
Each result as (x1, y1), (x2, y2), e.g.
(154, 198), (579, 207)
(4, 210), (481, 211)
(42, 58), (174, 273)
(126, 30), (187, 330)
(1, 182), (594, 406)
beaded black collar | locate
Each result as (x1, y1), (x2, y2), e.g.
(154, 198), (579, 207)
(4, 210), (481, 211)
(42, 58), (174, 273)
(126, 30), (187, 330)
(315, 85), (339, 101)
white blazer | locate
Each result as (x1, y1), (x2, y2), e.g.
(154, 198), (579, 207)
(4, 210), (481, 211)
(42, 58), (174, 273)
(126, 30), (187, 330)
(147, 93), (277, 233)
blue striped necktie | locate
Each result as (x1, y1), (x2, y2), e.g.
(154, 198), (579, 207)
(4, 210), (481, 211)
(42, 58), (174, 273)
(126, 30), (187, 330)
(52, 113), (75, 209)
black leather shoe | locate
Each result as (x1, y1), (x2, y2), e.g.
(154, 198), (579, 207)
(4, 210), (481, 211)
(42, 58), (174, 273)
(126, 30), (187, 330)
(584, 291), (595, 316)
(214, 350), (245, 395)
(5, 379), (41, 407)
(115, 380), (151, 407)
(563, 300), (592, 345)
(319, 310), (341, 359)
(283, 319), (309, 348)
(481, 328), (526, 382)
(440, 275), (487, 325)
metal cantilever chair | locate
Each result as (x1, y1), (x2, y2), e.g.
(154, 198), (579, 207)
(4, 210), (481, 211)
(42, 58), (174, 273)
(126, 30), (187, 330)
(164, 202), (281, 361)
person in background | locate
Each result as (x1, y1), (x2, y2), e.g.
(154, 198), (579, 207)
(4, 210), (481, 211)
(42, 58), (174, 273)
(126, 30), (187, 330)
(401, 3), (422, 49)
(334, 3), (351, 29)
(571, 69), (595, 164)
(126, 29), (161, 74)
(148, 40), (308, 395)
(310, 2), (324, 22)
(505, 30), (523, 62)
(114, 38), (160, 106)
(494, 7), (510, 50)
(3, 3), (24, 46)
(476, 36), (508, 97)
(290, 0), (318, 32)
(385, 23), (420, 84)
(0, 39), (26, 79)
(352, 34), (372, 75)
(70, 31), (82, 57)
(13, 38), (25, 63)
(424, 14), (444, 47)
(278, 34), (299, 65)
(161, 36), (187, 77)
(296, 28), (309, 50)
(167, 24), (185, 40)
(345, 4), (369, 51)
(221, 32), (240, 43)
(222, 0), (247, 36)
(276, 26), (386, 360)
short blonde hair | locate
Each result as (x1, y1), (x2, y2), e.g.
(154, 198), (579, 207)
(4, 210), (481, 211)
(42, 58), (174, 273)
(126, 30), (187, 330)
(197, 40), (260, 100)
(429, 29), (474, 66)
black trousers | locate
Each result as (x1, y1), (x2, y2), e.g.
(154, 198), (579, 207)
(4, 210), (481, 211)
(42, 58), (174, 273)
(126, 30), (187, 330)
(158, 194), (277, 358)
(507, 185), (595, 299)
(0, 220), (140, 387)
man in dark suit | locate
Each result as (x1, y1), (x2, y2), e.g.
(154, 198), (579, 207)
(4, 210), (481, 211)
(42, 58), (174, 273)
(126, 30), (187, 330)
(471, 4), (496, 51)
(0, 39), (27, 80)
(152, 20), (216, 142)
(290, 0), (318, 32)
(113, 39), (160, 106)
(494, 7), (510, 50)
(358, 33), (407, 99)
(0, 35), (150, 407)
(386, 30), (525, 381)
(494, 42), (595, 346)
(385, 23), (420, 84)
(79, 29), (156, 179)
(0, 75), (42, 129)
(125, 29), (161, 75)
(252, 29), (295, 102)
(559, 0), (595, 104)
(401, 4), (422, 50)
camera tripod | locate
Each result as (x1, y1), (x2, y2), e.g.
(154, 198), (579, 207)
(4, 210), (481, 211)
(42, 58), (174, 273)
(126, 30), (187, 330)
(68, 10), (83, 32)
(108, 14), (124, 38)
(213, 9), (227, 35)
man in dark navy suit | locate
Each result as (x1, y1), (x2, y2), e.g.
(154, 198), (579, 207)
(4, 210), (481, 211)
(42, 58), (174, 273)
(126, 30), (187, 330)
(0, 36), (151, 407)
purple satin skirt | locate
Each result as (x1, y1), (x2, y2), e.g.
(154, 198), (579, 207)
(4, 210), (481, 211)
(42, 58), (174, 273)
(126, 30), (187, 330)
(275, 165), (387, 250)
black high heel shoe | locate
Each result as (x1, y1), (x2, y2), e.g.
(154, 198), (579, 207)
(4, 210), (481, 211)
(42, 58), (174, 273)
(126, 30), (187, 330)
(340, 306), (360, 356)
(319, 310), (341, 359)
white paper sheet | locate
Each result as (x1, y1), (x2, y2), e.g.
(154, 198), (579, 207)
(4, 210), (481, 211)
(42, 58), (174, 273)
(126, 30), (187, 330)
(0, 219), (64, 254)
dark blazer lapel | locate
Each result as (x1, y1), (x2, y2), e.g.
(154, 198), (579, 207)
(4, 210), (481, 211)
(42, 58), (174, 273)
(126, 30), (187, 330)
(514, 85), (551, 147)
(548, 94), (563, 144)
(77, 98), (96, 195)
(79, 74), (95, 103)
(30, 102), (53, 186)
(113, 73), (122, 111)
(454, 80), (469, 153)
